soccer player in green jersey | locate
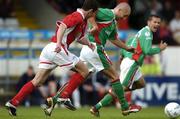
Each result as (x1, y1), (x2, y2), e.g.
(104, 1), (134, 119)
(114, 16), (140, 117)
(43, 2), (142, 117)
(91, 14), (167, 117)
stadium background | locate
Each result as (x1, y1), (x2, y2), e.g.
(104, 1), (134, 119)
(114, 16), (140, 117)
(0, 0), (180, 118)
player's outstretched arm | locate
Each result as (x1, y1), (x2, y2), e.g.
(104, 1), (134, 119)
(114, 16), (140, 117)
(142, 39), (167, 55)
(88, 14), (98, 35)
(159, 40), (167, 51)
(110, 39), (135, 53)
(77, 37), (95, 51)
(55, 24), (67, 53)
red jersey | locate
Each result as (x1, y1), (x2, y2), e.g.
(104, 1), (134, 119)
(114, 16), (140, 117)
(51, 9), (87, 49)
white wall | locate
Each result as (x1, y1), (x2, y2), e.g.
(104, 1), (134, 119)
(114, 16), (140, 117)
(161, 47), (180, 76)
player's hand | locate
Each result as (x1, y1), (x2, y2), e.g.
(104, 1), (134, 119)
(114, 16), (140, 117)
(88, 43), (95, 51)
(159, 41), (167, 51)
(54, 44), (61, 53)
(88, 26), (98, 35)
(126, 47), (135, 53)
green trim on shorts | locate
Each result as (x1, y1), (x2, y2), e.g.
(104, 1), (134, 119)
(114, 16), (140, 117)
(122, 62), (138, 87)
(96, 46), (111, 69)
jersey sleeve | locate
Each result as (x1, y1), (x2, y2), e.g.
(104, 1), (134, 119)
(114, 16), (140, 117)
(60, 12), (83, 28)
(79, 23), (87, 40)
(140, 30), (161, 55)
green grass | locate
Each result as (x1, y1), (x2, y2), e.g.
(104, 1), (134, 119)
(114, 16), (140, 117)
(0, 106), (170, 119)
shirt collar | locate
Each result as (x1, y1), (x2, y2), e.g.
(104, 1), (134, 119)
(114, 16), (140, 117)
(77, 9), (85, 19)
(146, 26), (150, 30)
(145, 26), (152, 34)
(111, 9), (116, 19)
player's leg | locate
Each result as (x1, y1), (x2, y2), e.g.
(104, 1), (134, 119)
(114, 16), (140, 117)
(44, 60), (90, 116)
(44, 49), (91, 116)
(92, 64), (143, 116)
(5, 42), (57, 116)
(5, 68), (52, 116)
(90, 87), (115, 117)
(91, 58), (141, 116)
(61, 60), (90, 96)
(96, 76), (145, 109)
(92, 66), (136, 116)
(120, 58), (144, 91)
(124, 76), (145, 91)
(88, 46), (128, 116)
(102, 67), (132, 115)
(52, 45), (98, 104)
(52, 60), (90, 103)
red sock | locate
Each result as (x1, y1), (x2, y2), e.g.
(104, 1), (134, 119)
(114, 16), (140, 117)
(11, 81), (35, 107)
(60, 73), (85, 98)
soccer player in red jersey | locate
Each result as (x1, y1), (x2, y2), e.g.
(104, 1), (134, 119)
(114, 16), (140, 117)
(5, 0), (98, 116)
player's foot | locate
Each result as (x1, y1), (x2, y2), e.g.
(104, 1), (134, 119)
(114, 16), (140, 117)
(43, 97), (76, 116)
(90, 106), (100, 117)
(57, 98), (76, 111)
(5, 101), (17, 116)
(43, 83), (69, 116)
(42, 97), (56, 116)
(122, 104), (142, 116)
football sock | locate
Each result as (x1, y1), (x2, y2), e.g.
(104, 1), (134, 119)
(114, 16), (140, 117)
(111, 80), (129, 110)
(53, 73), (85, 101)
(10, 81), (35, 107)
(95, 94), (113, 110)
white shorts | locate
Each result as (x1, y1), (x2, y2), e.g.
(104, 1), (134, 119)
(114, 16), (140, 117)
(79, 45), (109, 72)
(39, 42), (79, 70)
(120, 58), (142, 89)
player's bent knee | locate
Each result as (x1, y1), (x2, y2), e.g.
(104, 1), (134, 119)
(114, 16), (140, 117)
(106, 73), (118, 81)
(80, 70), (90, 78)
(31, 79), (39, 87)
(123, 86), (131, 91)
(135, 82), (146, 89)
(140, 83), (146, 88)
(139, 79), (146, 88)
(31, 77), (44, 87)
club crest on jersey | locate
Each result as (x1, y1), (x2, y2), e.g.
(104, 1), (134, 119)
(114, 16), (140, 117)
(105, 30), (111, 36)
(145, 31), (150, 37)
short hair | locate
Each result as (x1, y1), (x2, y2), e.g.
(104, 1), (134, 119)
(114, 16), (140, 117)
(82, 0), (98, 12)
(28, 65), (33, 70)
(148, 14), (161, 21)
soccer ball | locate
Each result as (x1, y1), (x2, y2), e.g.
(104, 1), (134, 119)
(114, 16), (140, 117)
(164, 102), (180, 119)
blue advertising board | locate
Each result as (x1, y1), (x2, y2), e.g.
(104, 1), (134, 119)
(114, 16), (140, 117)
(0, 30), (136, 41)
(0, 29), (54, 40)
(132, 76), (180, 106)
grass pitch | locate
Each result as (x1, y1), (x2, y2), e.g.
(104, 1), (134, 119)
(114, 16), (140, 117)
(0, 106), (169, 119)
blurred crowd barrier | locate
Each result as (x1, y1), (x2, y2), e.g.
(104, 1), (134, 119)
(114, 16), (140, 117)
(0, 29), (179, 76)
(0, 29), (180, 106)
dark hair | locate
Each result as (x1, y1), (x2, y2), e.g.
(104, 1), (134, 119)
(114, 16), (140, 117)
(28, 65), (33, 70)
(82, 0), (98, 12)
(148, 14), (161, 21)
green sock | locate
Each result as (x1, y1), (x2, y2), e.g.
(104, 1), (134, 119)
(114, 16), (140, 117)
(52, 84), (68, 103)
(111, 81), (129, 110)
(52, 91), (60, 103)
(95, 94), (113, 110)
